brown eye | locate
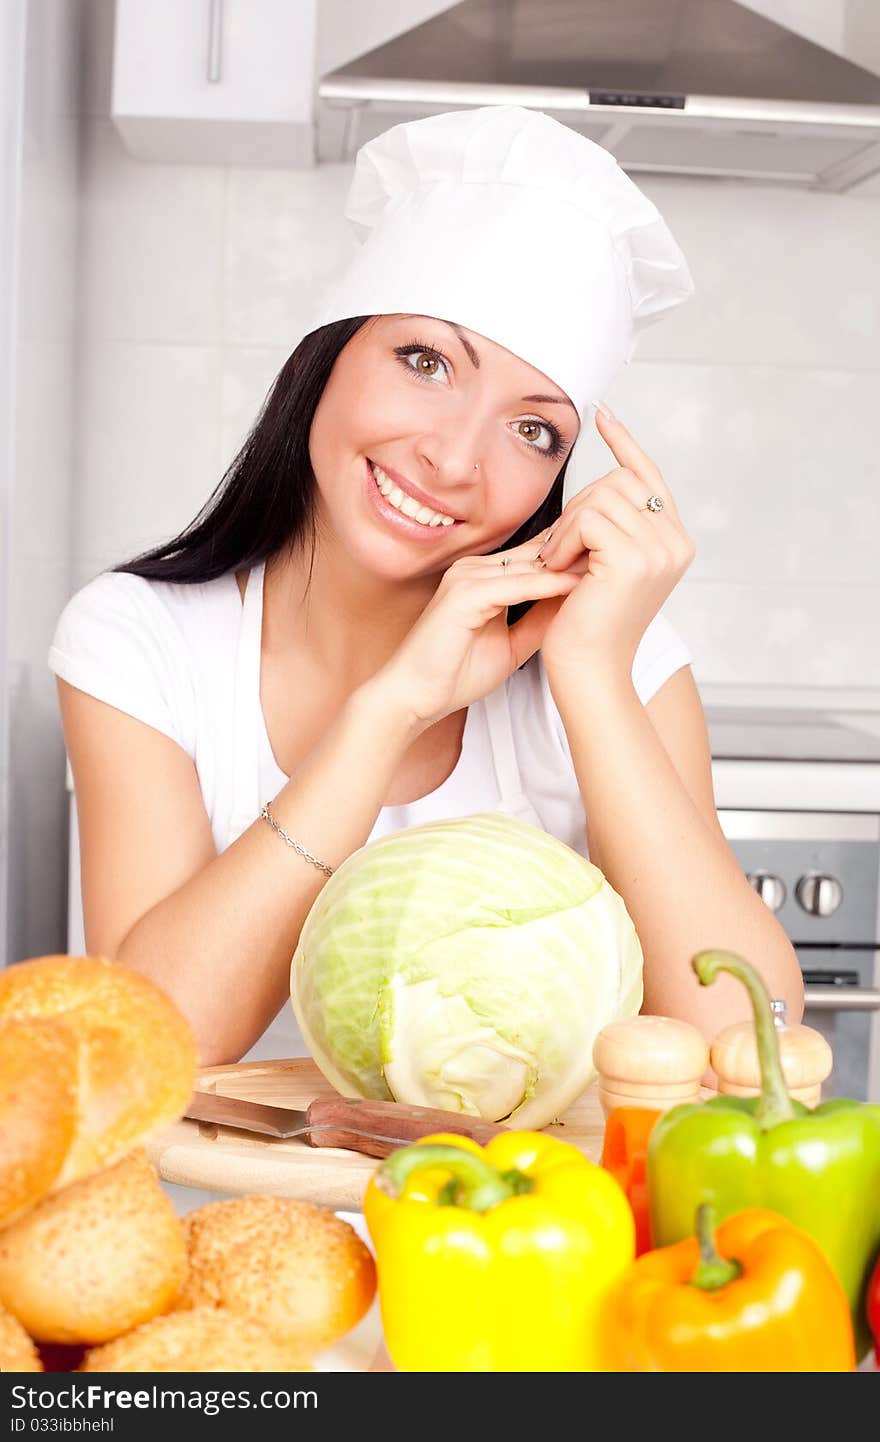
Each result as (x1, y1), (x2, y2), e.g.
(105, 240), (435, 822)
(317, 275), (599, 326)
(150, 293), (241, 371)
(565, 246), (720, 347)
(394, 344), (451, 385)
(513, 417), (566, 458)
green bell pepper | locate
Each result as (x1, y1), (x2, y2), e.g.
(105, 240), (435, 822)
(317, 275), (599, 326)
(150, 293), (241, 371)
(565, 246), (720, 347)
(647, 950), (880, 1358)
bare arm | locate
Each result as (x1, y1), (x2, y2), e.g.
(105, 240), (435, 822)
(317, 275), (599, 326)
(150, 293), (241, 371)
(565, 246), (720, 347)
(59, 676), (418, 1065)
(57, 539), (581, 1068)
(550, 663), (804, 1041)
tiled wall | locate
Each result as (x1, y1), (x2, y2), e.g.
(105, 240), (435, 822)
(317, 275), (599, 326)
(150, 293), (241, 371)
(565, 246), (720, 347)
(71, 0), (880, 697)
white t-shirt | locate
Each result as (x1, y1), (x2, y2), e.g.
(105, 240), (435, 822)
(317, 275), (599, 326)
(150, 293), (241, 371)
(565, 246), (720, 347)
(48, 561), (693, 1056)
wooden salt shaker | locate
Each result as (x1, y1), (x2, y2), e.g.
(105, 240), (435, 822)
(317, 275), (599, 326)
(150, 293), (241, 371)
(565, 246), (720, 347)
(710, 998), (833, 1107)
(592, 1015), (710, 1119)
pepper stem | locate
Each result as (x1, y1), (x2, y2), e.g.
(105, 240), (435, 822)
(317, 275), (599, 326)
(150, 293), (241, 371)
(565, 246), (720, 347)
(692, 949), (795, 1128)
(376, 1143), (534, 1212)
(689, 1204), (743, 1292)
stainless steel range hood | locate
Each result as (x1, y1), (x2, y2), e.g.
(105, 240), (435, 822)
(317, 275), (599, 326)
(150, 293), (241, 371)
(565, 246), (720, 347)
(316, 0), (880, 191)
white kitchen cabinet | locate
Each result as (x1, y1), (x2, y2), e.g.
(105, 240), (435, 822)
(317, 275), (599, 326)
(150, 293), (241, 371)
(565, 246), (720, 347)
(111, 0), (318, 166)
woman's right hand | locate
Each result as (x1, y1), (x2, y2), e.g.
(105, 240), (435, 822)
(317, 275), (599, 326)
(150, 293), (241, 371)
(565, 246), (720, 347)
(372, 531), (582, 732)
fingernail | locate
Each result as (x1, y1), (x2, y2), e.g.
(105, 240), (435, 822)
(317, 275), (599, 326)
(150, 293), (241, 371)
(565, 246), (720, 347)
(591, 398), (616, 421)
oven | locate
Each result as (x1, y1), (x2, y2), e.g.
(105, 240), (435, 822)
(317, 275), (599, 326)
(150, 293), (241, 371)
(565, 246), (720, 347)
(719, 810), (880, 1102)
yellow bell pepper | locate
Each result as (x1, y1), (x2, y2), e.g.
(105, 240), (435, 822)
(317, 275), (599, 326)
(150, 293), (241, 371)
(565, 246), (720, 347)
(363, 1130), (635, 1372)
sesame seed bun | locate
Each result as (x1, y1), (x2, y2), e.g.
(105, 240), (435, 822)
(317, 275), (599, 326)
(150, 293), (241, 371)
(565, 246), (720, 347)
(0, 1150), (186, 1344)
(0, 1303), (42, 1372)
(178, 1196), (376, 1358)
(80, 1306), (309, 1373)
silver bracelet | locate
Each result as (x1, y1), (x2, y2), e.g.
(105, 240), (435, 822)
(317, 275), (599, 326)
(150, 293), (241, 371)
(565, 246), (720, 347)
(260, 804), (334, 877)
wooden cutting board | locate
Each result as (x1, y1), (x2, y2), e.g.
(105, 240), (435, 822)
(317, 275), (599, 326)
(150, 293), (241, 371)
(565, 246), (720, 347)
(146, 1058), (608, 1212)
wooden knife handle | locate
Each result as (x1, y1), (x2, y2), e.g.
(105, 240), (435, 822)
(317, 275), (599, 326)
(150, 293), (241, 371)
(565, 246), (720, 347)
(304, 1096), (507, 1158)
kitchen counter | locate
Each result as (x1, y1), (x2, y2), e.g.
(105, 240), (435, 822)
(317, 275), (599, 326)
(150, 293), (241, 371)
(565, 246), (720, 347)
(702, 688), (880, 813)
(712, 759), (880, 812)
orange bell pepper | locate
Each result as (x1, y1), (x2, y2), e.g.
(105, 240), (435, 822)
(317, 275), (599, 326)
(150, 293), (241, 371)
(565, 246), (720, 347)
(602, 1205), (856, 1372)
(601, 1107), (661, 1256)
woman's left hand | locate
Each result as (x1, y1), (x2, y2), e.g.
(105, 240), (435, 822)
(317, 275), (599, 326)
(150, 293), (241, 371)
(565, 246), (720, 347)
(537, 408), (696, 683)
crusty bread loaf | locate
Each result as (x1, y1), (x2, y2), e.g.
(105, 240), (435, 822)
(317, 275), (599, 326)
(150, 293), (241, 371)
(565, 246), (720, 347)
(178, 1196), (376, 1358)
(79, 1306), (310, 1373)
(0, 1303), (43, 1372)
(0, 1149), (187, 1345)
(0, 955), (198, 1225)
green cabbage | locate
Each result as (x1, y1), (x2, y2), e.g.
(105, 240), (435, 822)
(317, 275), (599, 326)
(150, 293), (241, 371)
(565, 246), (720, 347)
(290, 813), (643, 1128)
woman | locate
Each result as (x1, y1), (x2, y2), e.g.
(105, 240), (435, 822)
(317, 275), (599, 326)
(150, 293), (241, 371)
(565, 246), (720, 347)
(49, 107), (802, 1066)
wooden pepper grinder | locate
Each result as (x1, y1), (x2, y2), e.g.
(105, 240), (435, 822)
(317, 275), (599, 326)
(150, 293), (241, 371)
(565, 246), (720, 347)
(592, 1015), (710, 1119)
(710, 999), (832, 1107)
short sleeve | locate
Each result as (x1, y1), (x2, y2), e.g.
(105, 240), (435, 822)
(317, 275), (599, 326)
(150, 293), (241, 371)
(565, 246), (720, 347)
(631, 610), (694, 706)
(47, 571), (196, 756)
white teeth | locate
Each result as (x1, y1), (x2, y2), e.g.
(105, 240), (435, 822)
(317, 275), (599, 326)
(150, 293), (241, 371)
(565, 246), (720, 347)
(370, 462), (456, 528)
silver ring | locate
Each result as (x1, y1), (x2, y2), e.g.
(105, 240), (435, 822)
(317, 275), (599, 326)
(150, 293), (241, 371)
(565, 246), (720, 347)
(643, 494), (665, 513)
(500, 555), (510, 570)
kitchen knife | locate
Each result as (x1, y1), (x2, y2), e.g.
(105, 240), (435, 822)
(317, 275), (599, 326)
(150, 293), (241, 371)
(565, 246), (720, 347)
(184, 1090), (507, 1158)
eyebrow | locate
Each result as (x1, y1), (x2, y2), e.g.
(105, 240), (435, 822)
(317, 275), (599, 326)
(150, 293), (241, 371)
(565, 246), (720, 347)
(397, 315), (578, 415)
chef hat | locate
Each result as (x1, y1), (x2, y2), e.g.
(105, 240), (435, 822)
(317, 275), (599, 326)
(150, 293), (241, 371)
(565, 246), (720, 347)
(308, 105), (693, 456)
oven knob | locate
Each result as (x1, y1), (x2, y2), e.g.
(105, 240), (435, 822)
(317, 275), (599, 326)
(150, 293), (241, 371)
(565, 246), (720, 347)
(746, 871), (786, 912)
(795, 873), (843, 917)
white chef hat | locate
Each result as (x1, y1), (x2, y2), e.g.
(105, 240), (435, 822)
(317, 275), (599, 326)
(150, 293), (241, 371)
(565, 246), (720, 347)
(308, 104), (694, 452)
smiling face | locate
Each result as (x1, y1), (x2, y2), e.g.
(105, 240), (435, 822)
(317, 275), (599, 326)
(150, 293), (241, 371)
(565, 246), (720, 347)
(307, 314), (580, 580)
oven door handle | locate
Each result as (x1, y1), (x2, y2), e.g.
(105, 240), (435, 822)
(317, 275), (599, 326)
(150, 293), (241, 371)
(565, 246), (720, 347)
(804, 985), (880, 1012)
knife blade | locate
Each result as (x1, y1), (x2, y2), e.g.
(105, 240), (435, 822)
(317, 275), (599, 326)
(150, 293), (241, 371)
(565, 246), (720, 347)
(184, 1090), (508, 1158)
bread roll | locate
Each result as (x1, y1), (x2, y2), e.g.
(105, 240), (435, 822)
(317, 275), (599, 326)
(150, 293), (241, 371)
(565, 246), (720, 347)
(178, 1197), (376, 1357)
(0, 955), (198, 1221)
(80, 1307), (309, 1373)
(0, 1303), (42, 1372)
(0, 1150), (186, 1344)
(0, 1018), (78, 1228)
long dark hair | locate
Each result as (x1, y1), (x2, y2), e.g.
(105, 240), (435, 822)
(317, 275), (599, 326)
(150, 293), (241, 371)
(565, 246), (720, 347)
(114, 317), (571, 625)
